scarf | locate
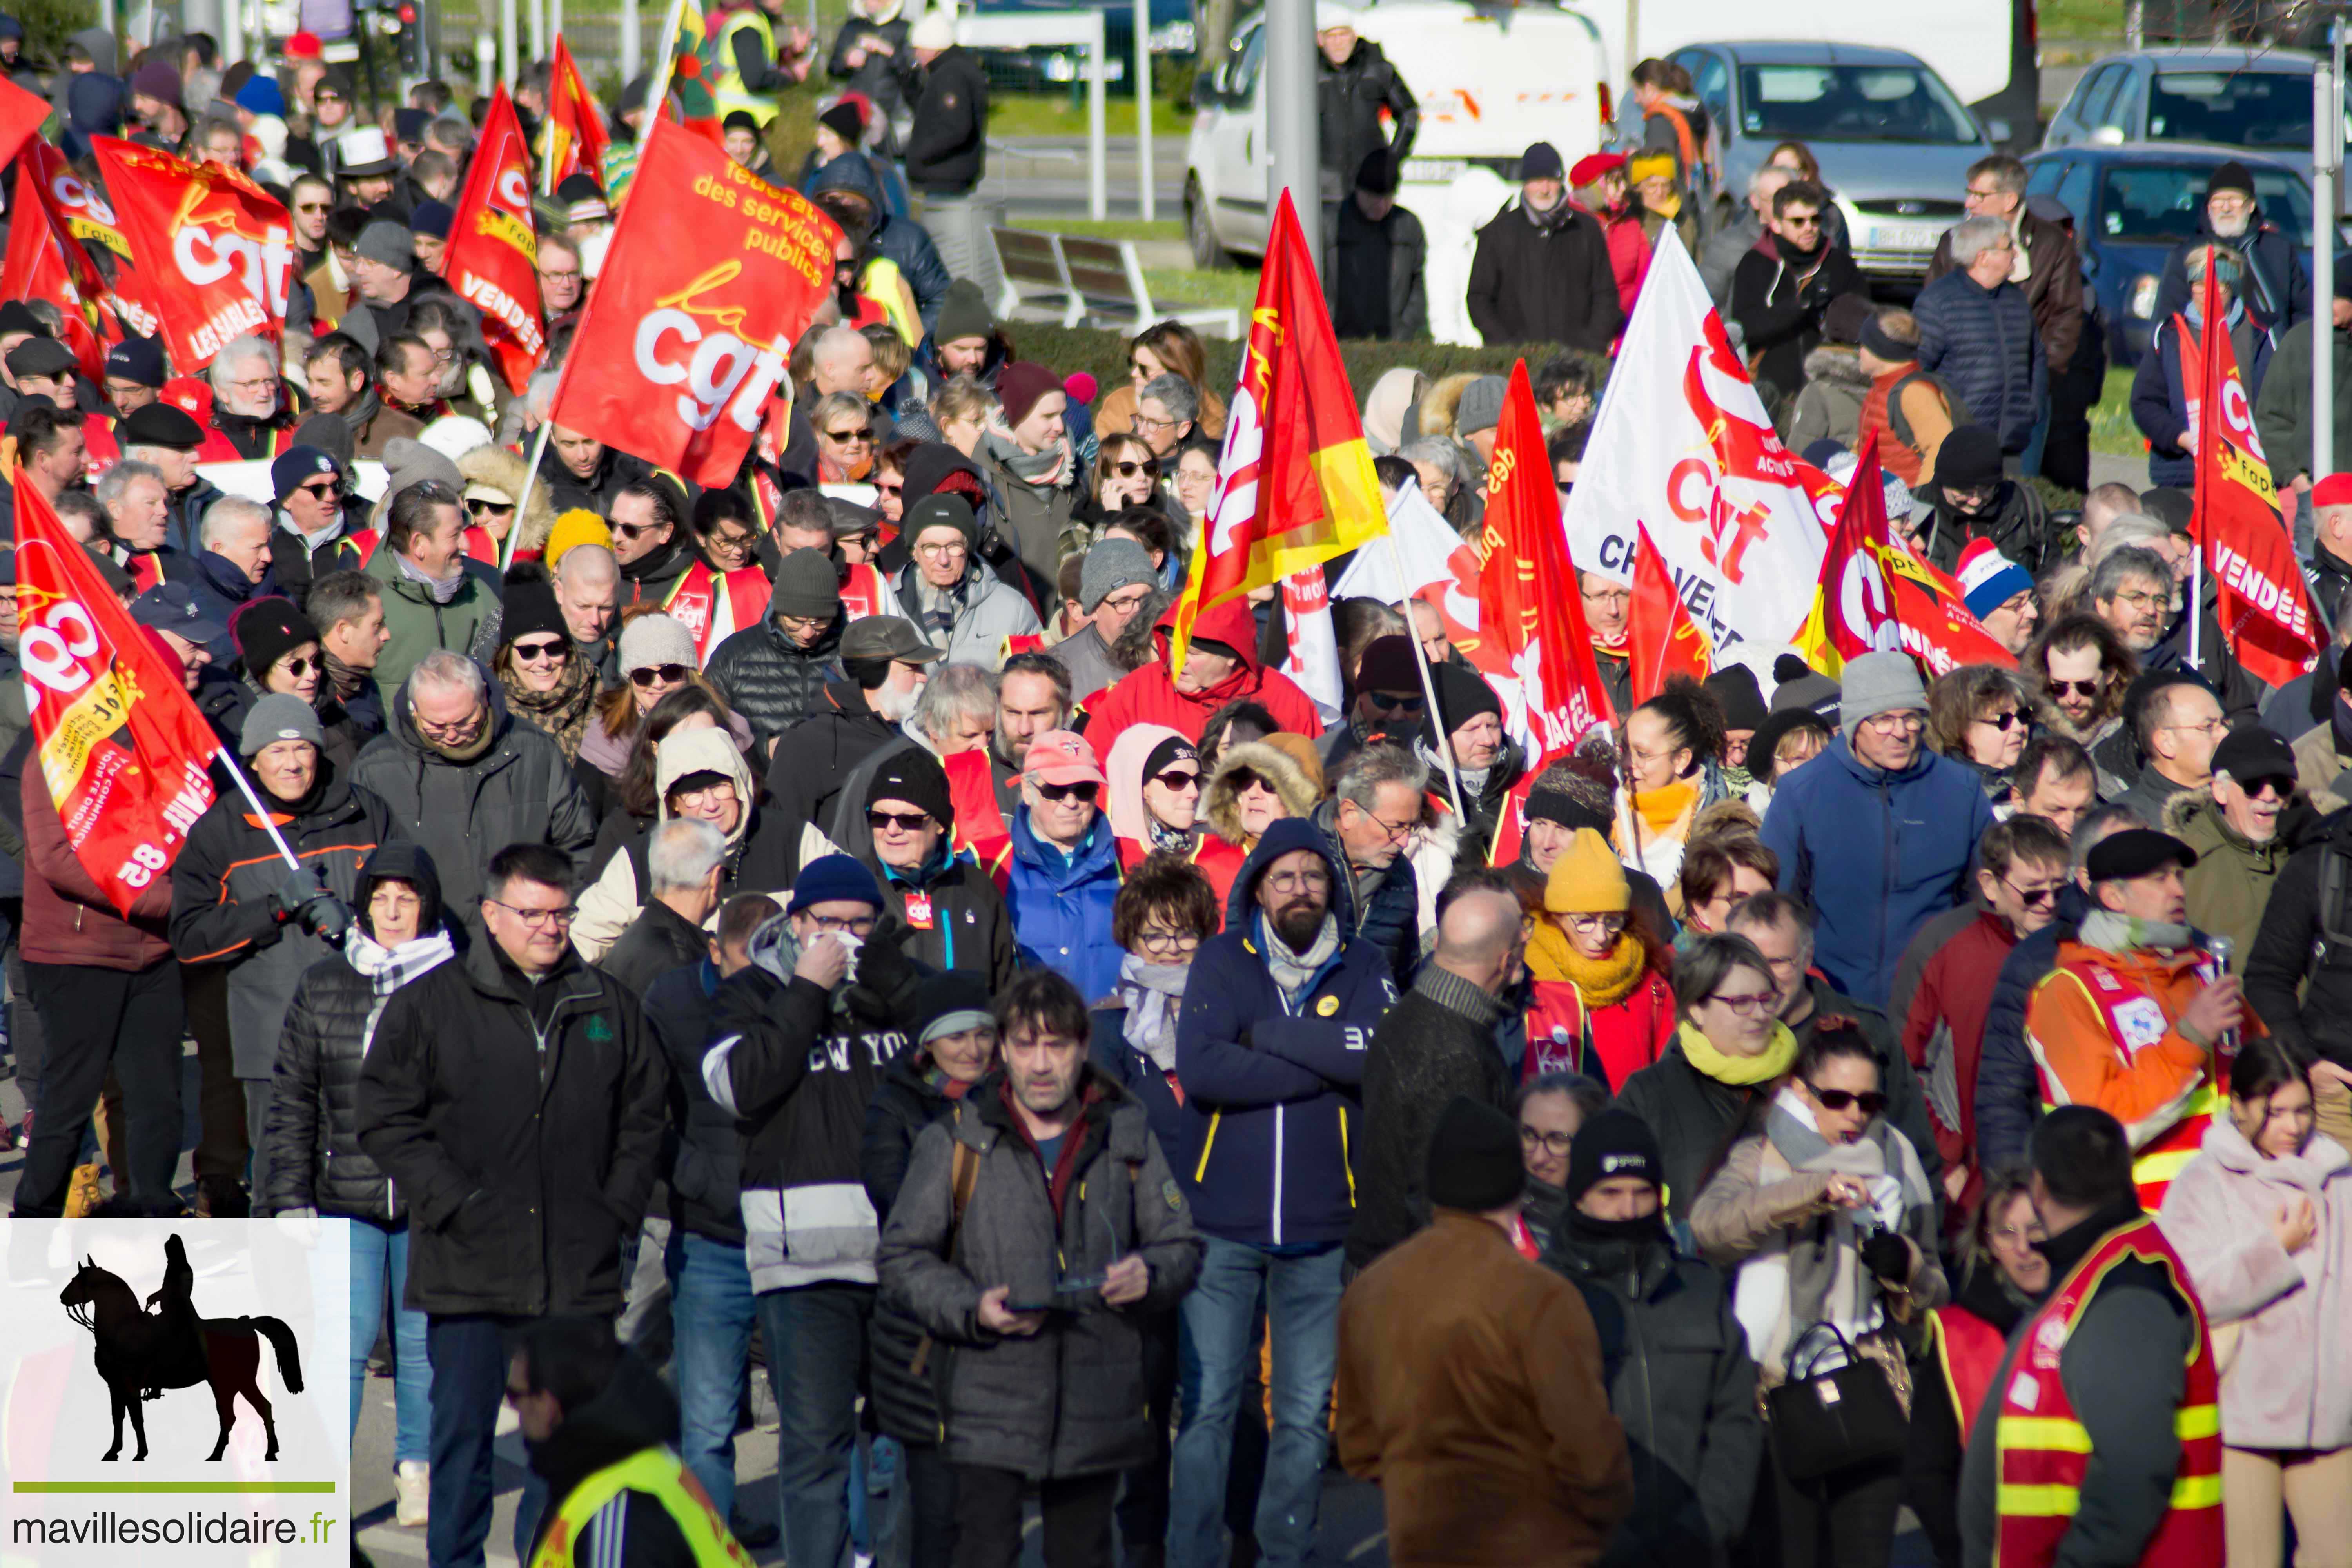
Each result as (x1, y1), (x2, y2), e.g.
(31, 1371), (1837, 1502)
(1524, 193), (1574, 233)
(1525, 924), (1648, 1009)
(1260, 911), (1341, 1005)
(1117, 953), (1191, 1073)
(909, 567), (967, 641)
(345, 926), (455, 999)
(2078, 908), (2196, 955)
(499, 654), (597, 761)
(981, 425), (1074, 492)
(1146, 815), (1193, 853)
(322, 648), (369, 705)
(1675, 1018), (1797, 1086)
(394, 548), (464, 604)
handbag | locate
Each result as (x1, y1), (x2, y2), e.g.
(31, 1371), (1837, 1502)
(1764, 1323), (1910, 1484)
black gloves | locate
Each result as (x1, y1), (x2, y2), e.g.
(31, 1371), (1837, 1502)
(270, 866), (352, 941)
(269, 867), (325, 923)
(1860, 1229), (1912, 1285)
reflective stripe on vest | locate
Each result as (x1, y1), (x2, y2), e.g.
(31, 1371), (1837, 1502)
(710, 11), (781, 127)
(1990, 1216), (2222, 1568)
(2028, 958), (2227, 1210)
(526, 1446), (755, 1568)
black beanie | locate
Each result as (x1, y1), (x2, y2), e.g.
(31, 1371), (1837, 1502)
(230, 595), (320, 682)
(1565, 1107), (1664, 1209)
(1931, 425), (2004, 491)
(499, 577), (570, 649)
(866, 746), (954, 831)
(1423, 662), (1503, 745)
(1426, 1096), (1526, 1213)
(1703, 664), (1769, 732)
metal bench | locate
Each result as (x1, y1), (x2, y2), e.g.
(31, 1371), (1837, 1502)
(986, 225), (1241, 339)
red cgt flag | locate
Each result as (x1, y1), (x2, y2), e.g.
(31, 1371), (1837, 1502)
(545, 117), (840, 488)
(445, 87), (547, 395)
(546, 35), (612, 194)
(2181, 258), (2320, 688)
(20, 138), (160, 341)
(0, 73), (48, 173)
(90, 136), (295, 370)
(15, 473), (219, 915)
(1626, 519), (1714, 704)
(1479, 361), (1615, 758)
(2, 157), (118, 382)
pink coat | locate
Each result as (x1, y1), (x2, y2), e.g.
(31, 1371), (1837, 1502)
(2157, 1117), (2352, 1452)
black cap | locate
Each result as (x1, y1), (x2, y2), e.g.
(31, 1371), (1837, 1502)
(0, 301), (47, 337)
(1425, 1096), (1525, 1213)
(120, 401), (206, 450)
(866, 745), (954, 829)
(2085, 828), (2198, 883)
(130, 580), (228, 643)
(2211, 725), (2298, 789)
(105, 334), (166, 388)
(1565, 1107), (1663, 1207)
(2208, 160), (2257, 200)
(5, 336), (77, 379)
(1518, 141), (1564, 182)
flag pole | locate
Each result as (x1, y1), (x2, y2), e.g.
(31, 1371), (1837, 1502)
(503, 419), (557, 572)
(1382, 529), (1466, 818)
(647, 0), (691, 126)
(216, 749), (305, 874)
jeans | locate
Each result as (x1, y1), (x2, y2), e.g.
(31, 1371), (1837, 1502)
(426, 1313), (548, 1568)
(955, 1466), (1119, 1568)
(668, 1231), (757, 1522)
(241, 1078), (274, 1216)
(755, 1280), (873, 1568)
(1168, 1238), (1344, 1568)
(18, 959), (183, 1215)
(349, 1219), (431, 1466)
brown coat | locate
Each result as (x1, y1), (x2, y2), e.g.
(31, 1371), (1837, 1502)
(1336, 1210), (1634, 1566)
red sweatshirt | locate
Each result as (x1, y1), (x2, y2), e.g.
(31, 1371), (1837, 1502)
(1083, 598), (1323, 759)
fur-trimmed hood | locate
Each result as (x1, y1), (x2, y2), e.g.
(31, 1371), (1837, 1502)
(1419, 371), (1482, 443)
(458, 442), (559, 557)
(1202, 739), (1323, 848)
(1802, 342), (1871, 392)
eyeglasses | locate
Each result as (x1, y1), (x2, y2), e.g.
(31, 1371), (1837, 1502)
(1356, 808), (1417, 843)
(1975, 709), (2023, 731)
(1100, 588), (1154, 616)
(2109, 589), (2168, 611)
(866, 809), (935, 833)
(2048, 676), (2103, 698)
(1107, 459), (1159, 479)
(2164, 716), (2230, 737)
(510, 638), (567, 663)
(416, 711), (485, 742)
(1860, 711), (1925, 734)
(1131, 412), (1180, 432)
(486, 898), (577, 929)
(1136, 927), (1201, 956)
(225, 375), (276, 394)
(1265, 869), (1332, 894)
(1708, 991), (1779, 1017)
(1806, 1084), (1887, 1114)
(1990, 1223), (2047, 1245)
(1149, 768), (1201, 792)
(1365, 690), (1425, 715)
(466, 497), (514, 517)
(1035, 780), (1100, 804)
(1566, 913), (1628, 935)
(915, 539), (968, 559)
(630, 663), (691, 687)
(805, 912), (877, 935)
(673, 782), (738, 809)
(707, 528), (756, 552)
(1965, 184), (2007, 201)
(1520, 1125), (1573, 1158)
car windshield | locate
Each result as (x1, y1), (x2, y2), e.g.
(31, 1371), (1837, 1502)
(2147, 69), (2312, 148)
(1737, 64), (1978, 145)
(2098, 162), (2313, 245)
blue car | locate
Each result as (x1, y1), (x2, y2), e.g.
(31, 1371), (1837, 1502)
(2021, 142), (2321, 367)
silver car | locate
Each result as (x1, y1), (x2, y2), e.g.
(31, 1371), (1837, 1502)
(1669, 41), (2001, 282)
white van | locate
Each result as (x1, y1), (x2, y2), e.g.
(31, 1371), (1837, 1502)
(1183, 0), (1615, 266)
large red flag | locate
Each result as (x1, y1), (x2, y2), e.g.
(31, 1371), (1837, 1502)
(15, 474), (219, 915)
(17, 138), (157, 340)
(1173, 187), (1386, 670)
(90, 136), (295, 369)
(1, 160), (116, 381)
(546, 36), (612, 194)
(444, 87), (547, 395)
(545, 118), (840, 488)
(1479, 361), (1614, 758)
(0, 74), (48, 173)
(2181, 258), (2320, 689)
(1626, 519), (1715, 704)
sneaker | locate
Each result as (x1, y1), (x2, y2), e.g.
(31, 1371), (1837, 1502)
(394, 1462), (428, 1528)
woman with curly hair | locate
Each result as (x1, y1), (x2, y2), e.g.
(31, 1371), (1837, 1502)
(491, 577), (598, 762)
(1926, 664), (2040, 800)
(1611, 676), (1729, 886)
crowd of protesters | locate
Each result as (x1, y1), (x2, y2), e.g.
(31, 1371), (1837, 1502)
(5, 14), (2352, 1568)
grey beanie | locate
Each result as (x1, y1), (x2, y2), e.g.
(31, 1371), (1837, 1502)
(1455, 376), (1508, 437)
(355, 220), (415, 270)
(379, 436), (462, 502)
(618, 612), (697, 674)
(240, 692), (325, 757)
(772, 548), (843, 621)
(1079, 539), (1157, 614)
(1837, 650), (1928, 736)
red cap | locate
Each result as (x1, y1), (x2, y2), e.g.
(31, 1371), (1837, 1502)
(286, 30), (323, 57)
(2315, 473), (2352, 510)
(1568, 151), (1626, 188)
(1023, 729), (1106, 787)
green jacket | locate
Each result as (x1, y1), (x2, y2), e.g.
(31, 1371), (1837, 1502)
(364, 546), (504, 707)
(2166, 786), (2315, 961)
(2254, 316), (2352, 486)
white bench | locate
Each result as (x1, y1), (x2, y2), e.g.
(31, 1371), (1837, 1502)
(986, 225), (1241, 339)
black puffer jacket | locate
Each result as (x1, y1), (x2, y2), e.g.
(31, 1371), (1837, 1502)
(262, 841), (456, 1220)
(356, 936), (668, 1318)
(1316, 36), (1417, 188)
(1614, 1044), (1767, 1225)
(2245, 806), (2352, 1071)
(862, 1050), (966, 1444)
(646, 958), (744, 1245)
(704, 611), (848, 751)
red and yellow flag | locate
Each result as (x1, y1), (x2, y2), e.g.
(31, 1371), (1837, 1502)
(445, 87), (546, 394)
(545, 35), (612, 194)
(2, 153), (120, 381)
(15, 472), (219, 915)
(90, 136), (294, 369)
(1171, 188), (1386, 671)
(2180, 257), (2319, 689)
(1626, 519), (1713, 704)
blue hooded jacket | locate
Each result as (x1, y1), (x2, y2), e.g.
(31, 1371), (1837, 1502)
(806, 152), (951, 332)
(1171, 818), (1400, 1248)
(1759, 731), (1994, 1011)
(1004, 808), (1124, 1004)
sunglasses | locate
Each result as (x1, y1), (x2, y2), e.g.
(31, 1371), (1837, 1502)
(612, 520), (663, 539)
(2002, 877), (2060, 907)
(1976, 709), (2023, 731)
(2047, 677), (2103, 698)
(1806, 1085), (1888, 1115)
(467, 497), (514, 516)
(630, 663), (691, 687)
(277, 655), (317, 677)
(1366, 690), (1425, 715)
(866, 809), (934, 832)
(1035, 780), (1100, 804)
(822, 426), (871, 443)
(1108, 459), (1158, 479)
(295, 201), (330, 214)
(298, 479), (340, 498)
(511, 638), (566, 663)
(1150, 768), (1201, 791)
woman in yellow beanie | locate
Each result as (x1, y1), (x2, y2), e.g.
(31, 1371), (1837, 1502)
(1523, 827), (1677, 1088)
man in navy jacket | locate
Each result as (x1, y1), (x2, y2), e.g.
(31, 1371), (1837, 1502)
(1168, 818), (1397, 1568)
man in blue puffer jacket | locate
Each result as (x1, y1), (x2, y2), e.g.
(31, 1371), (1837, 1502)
(1168, 816), (1398, 1568)
(1760, 652), (1995, 1011)
(1915, 214), (2046, 457)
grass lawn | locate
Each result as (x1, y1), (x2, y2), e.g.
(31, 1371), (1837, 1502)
(1014, 217), (1187, 242)
(2040, 0), (2131, 38)
(2090, 365), (2144, 457)
(987, 93), (1196, 139)
(1143, 263), (1261, 314)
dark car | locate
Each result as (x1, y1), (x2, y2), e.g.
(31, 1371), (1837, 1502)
(961, 0), (1197, 94)
(2022, 141), (2321, 365)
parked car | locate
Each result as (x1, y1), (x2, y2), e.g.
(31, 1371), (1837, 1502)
(963, 0), (1198, 94)
(1668, 41), (1998, 283)
(2042, 46), (2352, 214)
(2022, 142), (2320, 365)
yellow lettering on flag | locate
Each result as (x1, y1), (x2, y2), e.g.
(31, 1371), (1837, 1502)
(37, 665), (135, 801)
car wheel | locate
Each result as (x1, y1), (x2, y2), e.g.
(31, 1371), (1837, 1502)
(1186, 179), (1229, 270)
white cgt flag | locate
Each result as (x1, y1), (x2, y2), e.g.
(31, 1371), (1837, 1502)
(1563, 228), (1847, 654)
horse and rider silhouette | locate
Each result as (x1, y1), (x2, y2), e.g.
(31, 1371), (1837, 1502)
(58, 1234), (305, 1463)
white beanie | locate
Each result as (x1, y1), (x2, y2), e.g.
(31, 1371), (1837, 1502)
(419, 414), (494, 463)
(620, 613), (698, 675)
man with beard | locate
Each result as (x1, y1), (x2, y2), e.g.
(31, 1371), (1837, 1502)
(989, 652), (1071, 818)
(767, 615), (941, 833)
(539, 423), (649, 517)
(204, 336), (295, 460)
(606, 475), (697, 610)
(1467, 142), (1622, 354)
(1170, 818), (1397, 1568)
(2151, 161), (2312, 339)
(1731, 178), (1865, 409)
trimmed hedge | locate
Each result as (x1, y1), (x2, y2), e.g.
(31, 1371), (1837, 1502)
(1008, 322), (1590, 403)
